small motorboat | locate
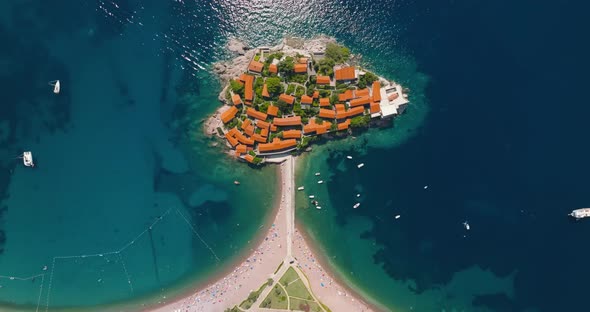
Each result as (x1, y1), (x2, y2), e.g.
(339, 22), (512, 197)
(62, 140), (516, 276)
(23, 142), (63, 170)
(309, 195), (315, 199)
(297, 186), (305, 191)
(317, 180), (324, 184)
(347, 156), (353, 159)
(22, 151), (34, 167)
(316, 206), (322, 210)
(356, 194), (361, 197)
(357, 163), (364, 168)
(49, 80), (60, 94)
(315, 172), (321, 176)
(423, 185), (429, 189)
(311, 200), (319, 206)
(394, 215), (401, 219)
(353, 203), (360, 209)
(463, 221), (470, 230)
(234, 180), (240, 185)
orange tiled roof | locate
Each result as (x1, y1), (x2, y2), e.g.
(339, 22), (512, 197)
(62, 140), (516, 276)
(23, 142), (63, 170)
(372, 81), (381, 102)
(294, 63), (307, 73)
(244, 125), (255, 136)
(262, 84), (270, 98)
(354, 88), (370, 98)
(241, 74), (255, 102)
(303, 118), (332, 135)
(346, 106), (365, 118)
(313, 90), (319, 99)
(283, 130), (301, 139)
(232, 94), (242, 106)
(221, 106), (239, 123)
(257, 120), (270, 130)
(246, 107), (268, 121)
(225, 132), (239, 147)
(319, 98), (330, 107)
(260, 127), (269, 137)
(267, 105), (279, 116)
(270, 124), (277, 132)
(298, 58), (309, 64)
(335, 104), (346, 112)
(273, 116), (301, 126)
(258, 138), (297, 152)
(248, 60), (264, 73)
(335, 66), (356, 81)
(370, 102), (381, 114)
(241, 118), (251, 130)
(234, 131), (255, 145)
(279, 94), (295, 105)
(349, 96), (371, 107)
(301, 95), (313, 105)
(316, 75), (331, 85)
(338, 89), (354, 102)
(244, 154), (255, 163)
(253, 133), (267, 143)
(269, 64), (278, 74)
(337, 119), (351, 131)
(236, 144), (247, 154)
(318, 108), (336, 119)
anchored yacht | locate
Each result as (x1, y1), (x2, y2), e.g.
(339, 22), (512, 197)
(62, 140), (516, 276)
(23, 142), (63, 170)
(569, 208), (590, 219)
(22, 151), (34, 167)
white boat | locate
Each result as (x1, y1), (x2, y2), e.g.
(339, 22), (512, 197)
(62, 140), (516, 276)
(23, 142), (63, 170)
(463, 221), (470, 230)
(395, 215), (401, 219)
(22, 151), (34, 167)
(315, 172), (321, 176)
(357, 163), (364, 168)
(569, 208), (590, 219)
(316, 206), (322, 210)
(356, 194), (361, 197)
(309, 195), (315, 199)
(317, 180), (324, 184)
(423, 185), (429, 189)
(353, 203), (360, 209)
(234, 180), (240, 185)
(49, 80), (60, 94)
(347, 156), (353, 159)
(297, 186), (305, 191)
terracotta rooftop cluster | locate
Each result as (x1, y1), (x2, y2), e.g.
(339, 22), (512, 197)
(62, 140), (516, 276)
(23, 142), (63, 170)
(219, 50), (387, 164)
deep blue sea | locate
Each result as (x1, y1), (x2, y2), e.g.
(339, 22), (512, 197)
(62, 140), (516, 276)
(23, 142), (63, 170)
(0, 0), (587, 311)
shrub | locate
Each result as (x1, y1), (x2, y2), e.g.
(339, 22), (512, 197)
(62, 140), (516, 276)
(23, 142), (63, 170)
(286, 84), (296, 94)
(230, 80), (244, 96)
(325, 42), (350, 64)
(266, 77), (283, 95)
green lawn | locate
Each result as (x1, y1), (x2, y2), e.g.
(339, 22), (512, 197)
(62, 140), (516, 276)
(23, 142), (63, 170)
(260, 284), (288, 310)
(289, 297), (322, 312)
(279, 267), (300, 286)
(239, 283), (267, 309)
(285, 278), (313, 300)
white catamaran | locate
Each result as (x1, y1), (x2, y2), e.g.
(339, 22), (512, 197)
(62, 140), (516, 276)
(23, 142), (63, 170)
(49, 80), (60, 94)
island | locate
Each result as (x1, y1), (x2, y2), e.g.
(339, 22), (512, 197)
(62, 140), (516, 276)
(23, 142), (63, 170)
(207, 36), (409, 164)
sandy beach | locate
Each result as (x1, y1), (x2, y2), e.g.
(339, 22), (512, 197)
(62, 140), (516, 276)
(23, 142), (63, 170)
(148, 156), (375, 312)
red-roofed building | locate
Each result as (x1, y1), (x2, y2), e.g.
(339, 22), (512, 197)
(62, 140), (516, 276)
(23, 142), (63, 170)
(279, 94), (295, 105)
(282, 130), (302, 139)
(334, 66), (356, 81)
(370, 102), (381, 115)
(241, 118), (251, 130)
(349, 96), (371, 107)
(248, 60), (264, 73)
(337, 119), (351, 131)
(235, 144), (247, 155)
(258, 138), (297, 153)
(252, 133), (267, 143)
(220, 106), (238, 124)
(269, 64), (278, 74)
(298, 58), (309, 64)
(319, 98), (330, 107)
(338, 89), (354, 102)
(346, 106), (365, 118)
(301, 95), (313, 108)
(294, 63), (308, 73)
(273, 116), (301, 126)
(260, 128), (269, 137)
(267, 105), (279, 116)
(257, 120), (270, 130)
(303, 118), (332, 135)
(354, 88), (370, 98)
(312, 90), (319, 99)
(318, 108), (336, 119)
(316, 75), (331, 85)
(372, 81), (381, 102)
(244, 154), (255, 163)
(232, 94), (242, 106)
(262, 84), (270, 98)
(240, 74), (255, 105)
(246, 107), (268, 121)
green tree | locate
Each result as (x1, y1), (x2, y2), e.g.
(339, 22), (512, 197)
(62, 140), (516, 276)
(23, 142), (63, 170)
(265, 77), (283, 95)
(325, 43), (351, 64)
(230, 80), (244, 96)
(350, 115), (370, 128)
(278, 56), (295, 74)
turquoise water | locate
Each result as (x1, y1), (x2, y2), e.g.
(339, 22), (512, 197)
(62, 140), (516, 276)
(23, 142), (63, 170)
(2, 0), (585, 311)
